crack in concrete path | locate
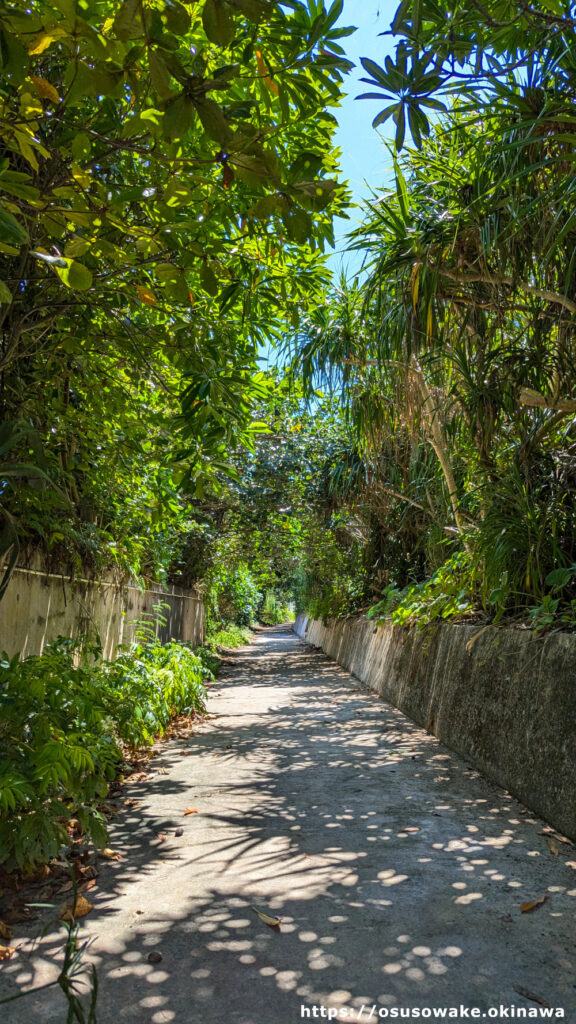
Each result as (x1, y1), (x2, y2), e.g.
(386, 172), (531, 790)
(2, 626), (575, 1023)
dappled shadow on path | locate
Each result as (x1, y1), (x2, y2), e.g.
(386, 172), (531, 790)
(1, 627), (575, 1023)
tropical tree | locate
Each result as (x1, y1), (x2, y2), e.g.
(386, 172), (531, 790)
(0, 0), (356, 582)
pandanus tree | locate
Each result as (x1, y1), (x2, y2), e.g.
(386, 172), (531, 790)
(290, 5), (576, 614)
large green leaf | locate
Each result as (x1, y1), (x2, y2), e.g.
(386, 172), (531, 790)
(202, 0), (235, 46)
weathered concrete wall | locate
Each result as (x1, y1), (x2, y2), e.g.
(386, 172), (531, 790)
(0, 567), (205, 660)
(294, 613), (576, 840)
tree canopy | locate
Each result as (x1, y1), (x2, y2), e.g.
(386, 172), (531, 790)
(2, 0), (576, 633)
(0, 0), (354, 582)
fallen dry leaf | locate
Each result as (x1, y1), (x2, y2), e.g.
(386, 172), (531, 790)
(183, 808), (198, 816)
(539, 828), (572, 845)
(399, 827), (421, 833)
(124, 771), (149, 784)
(521, 894), (547, 913)
(547, 838), (560, 856)
(147, 950), (163, 963)
(124, 799), (141, 808)
(156, 833), (167, 842)
(0, 945), (15, 961)
(251, 906), (282, 929)
(0, 921), (12, 941)
(99, 848), (123, 861)
(59, 896), (94, 922)
(465, 625), (492, 653)
(514, 986), (550, 1008)
(78, 879), (97, 893)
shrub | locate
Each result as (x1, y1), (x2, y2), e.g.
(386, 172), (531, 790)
(259, 590), (292, 625)
(204, 562), (261, 626)
(204, 624), (253, 651)
(0, 636), (208, 870)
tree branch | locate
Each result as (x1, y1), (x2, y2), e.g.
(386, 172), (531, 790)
(518, 387), (576, 413)
(441, 269), (576, 315)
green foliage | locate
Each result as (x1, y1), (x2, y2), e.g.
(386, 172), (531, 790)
(360, 2), (576, 150)
(367, 553), (474, 629)
(106, 639), (208, 747)
(288, 32), (576, 632)
(0, 0), (354, 588)
(0, 636), (208, 870)
(259, 590), (292, 624)
(204, 561), (261, 625)
(204, 623), (253, 650)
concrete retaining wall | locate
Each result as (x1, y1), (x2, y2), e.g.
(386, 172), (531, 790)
(294, 613), (576, 840)
(0, 567), (205, 660)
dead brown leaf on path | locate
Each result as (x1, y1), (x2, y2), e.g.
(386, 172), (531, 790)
(539, 828), (572, 845)
(78, 879), (97, 893)
(547, 838), (559, 856)
(59, 896), (93, 922)
(0, 921), (12, 940)
(100, 848), (122, 861)
(183, 808), (198, 815)
(0, 945), (15, 960)
(514, 986), (550, 1008)
(252, 906), (282, 929)
(520, 894), (547, 913)
(156, 833), (167, 842)
(399, 827), (420, 833)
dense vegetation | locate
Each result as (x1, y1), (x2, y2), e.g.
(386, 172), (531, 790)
(0, 628), (209, 869)
(0, 0), (352, 591)
(2, 0), (576, 874)
(290, 0), (576, 630)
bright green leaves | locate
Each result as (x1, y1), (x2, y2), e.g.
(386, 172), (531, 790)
(64, 237), (91, 259)
(56, 261), (93, 291)
(202, 0), (236, 46)
(0, 0), (355, 575)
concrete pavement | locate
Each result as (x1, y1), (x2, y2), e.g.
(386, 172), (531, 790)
(1, 626), (575, 1023)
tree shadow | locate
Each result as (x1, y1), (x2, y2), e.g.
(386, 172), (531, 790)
(1, 627), (575, 1023)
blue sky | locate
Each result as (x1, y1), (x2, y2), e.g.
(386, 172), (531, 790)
(260, 1), (398, 366)
(329, 0), (397, 275)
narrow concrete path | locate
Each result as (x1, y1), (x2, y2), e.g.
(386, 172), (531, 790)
(2, 627), (575, 1022)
